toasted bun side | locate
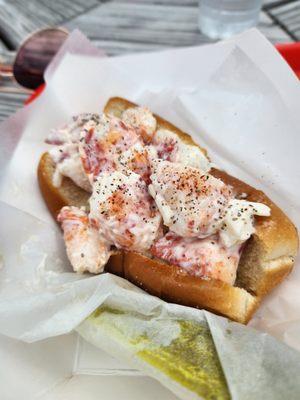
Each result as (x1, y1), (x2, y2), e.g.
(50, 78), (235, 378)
(211, 168), (298, 296)
(38, 152), (90, 216)
(37, 96), (298, 324)
(119, 251), (259, 324)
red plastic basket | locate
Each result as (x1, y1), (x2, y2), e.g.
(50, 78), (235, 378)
(276, 42), (300, 79)
(24, 83), (45, 105)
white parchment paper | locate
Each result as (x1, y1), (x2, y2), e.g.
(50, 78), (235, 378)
(0, 29), (300, 399)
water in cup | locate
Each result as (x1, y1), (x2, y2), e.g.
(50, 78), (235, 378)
(198, 0), (263, 39)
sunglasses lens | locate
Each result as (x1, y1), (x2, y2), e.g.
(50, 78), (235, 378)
(13, 28), (68, 90)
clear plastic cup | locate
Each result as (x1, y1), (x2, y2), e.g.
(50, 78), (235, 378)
(198, 0), (263, 40)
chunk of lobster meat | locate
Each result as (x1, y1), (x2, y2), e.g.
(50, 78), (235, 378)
(151, 231), (241, 285)
(57, 206), (111, 274)
(149, 160), (233, 238)
(117, 143), (158, 184)
(49, 143), (92, 192)
(152, 129), (210, 173)
(121, 107), (157, 143)
(89, 171), (162, 252)
(46, 113), (100, 145)
(79, 115), (142, 182)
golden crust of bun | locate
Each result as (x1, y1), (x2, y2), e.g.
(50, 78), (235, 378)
(37, 97), (298, 324)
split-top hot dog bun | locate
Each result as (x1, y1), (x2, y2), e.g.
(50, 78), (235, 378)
(38, 97), (298, 324)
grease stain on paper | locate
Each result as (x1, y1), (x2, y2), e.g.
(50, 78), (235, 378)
(83, 306), (230, 400)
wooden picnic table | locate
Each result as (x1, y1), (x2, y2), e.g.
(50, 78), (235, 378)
(0, 0), (297, 120)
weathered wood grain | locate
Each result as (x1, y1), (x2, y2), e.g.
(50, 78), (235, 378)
(0, 0), (292, 52)
(0, 91), (27, 121)
(0, 0), (293, 120)
(264, 0), (300, 39)
(0, 0), (100, 48)
(116, 0), (198, 5)
(66, 1), (290, 57)
(66, 3), (212, 50)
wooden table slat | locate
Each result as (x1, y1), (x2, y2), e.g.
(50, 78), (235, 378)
(66, 2), (290, 53)
(38, 0), (99, 20)
(0, 0), (100, 48)
(91, 39), (169, 54)
(0, 92), (27, 120)
(0, 0), (294, 121)
(115, 0), (198, 5)
(271, 1), (300, 16)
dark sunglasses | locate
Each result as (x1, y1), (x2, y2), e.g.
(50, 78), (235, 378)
(0, 27), (69, 92)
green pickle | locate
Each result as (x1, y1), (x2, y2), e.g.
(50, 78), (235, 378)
(87, 307), (230, 400)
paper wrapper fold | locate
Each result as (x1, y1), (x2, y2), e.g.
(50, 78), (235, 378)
(77, 276), (300, 400)
(0, 29), (300, 399)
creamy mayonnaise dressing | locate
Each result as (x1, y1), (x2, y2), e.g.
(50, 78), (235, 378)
(152, 129), (210, 173)
(46, 114), (100, 191)
(79, 115), (142, 182)
(57, 206), (111, 274)
(149, 160), (233, 238)
(49, 143), (92, 192)
(89, 170), (162, 252)
(46, 113), (100, 145)
(151, 231), (241, 285)
(117, 142), (158, 184)
(219, 199), (270, 247)
(121, 107), (157, 142)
